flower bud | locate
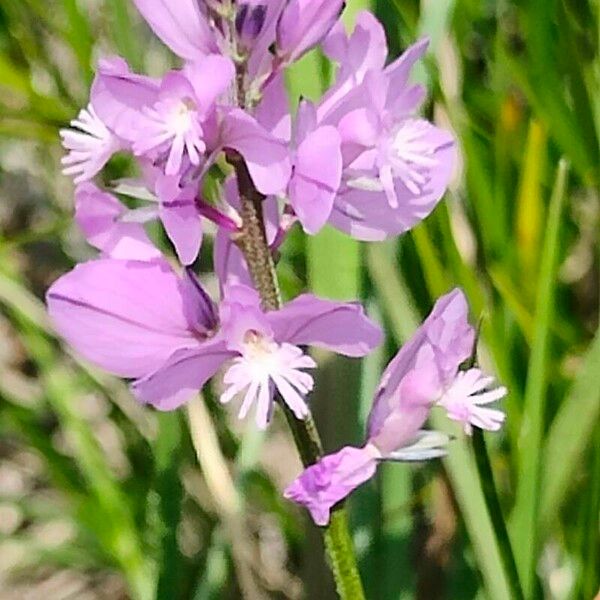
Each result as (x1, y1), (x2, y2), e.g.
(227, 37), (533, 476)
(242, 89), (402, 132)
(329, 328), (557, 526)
(235, 2), (268, 50)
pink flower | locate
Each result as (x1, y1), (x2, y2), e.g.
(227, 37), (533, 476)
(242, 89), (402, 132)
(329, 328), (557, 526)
(47, 259), (382, 427)
(284, 289), (507, 525)
(315, 13), (456, 241)
(87, 52), (291, 194)
(93, 56), (235, 176)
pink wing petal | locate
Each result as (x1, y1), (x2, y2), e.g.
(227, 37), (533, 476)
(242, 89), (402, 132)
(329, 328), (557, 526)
(131, 342), (234, 410)
(276, 0), (345, 64)
(160, 203), (203, 266)
(319, 11), (388, 118)
(220, 109), (291, 195)
(132, 0), (217, 61)
(75, 183), (161, 261)
(183, 55), (235, 112)
(46, 259), (206, 378)
(91, 62), (160, 142)
(367, 365), (439, 454)
(255, 74), (292, 141)
(384, 38), (430, 103)
(268, 294), (383, 357)
(290, 125), (342, 234)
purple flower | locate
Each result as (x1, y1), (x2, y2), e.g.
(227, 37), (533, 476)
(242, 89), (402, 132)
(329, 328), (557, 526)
(63, 54), (291, 256)
(93, 55), (235, 176)
(276, 0), (345, 65)
(47, 259), (382, 427)
(315, 13), (456, 241)
(91, 55), (291, 194)
(284, 289), (507, 525)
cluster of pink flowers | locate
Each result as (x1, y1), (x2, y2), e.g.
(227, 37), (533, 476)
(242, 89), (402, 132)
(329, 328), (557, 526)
(49, 0), (506, 526)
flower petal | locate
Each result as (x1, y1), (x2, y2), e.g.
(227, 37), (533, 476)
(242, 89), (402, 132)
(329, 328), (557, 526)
(367, 363), (439, 454)
(75, 183), (161, 261)
(268, 294), (383, 357)
(131, 341), (234, 410)
(276, 0), (344, 64)
(91, 60), (160, 142)
(290, 125), (342, 234)
(132, 0), (217, 61)
(183, 55), (235, 111)
(381, 430), (451, 462)
(319, 11), (388, 117)
(255, 74), (292, 141)
(284, 445), (378, 526)
(160, 203), (203, 265)
(221, 109), (291, 195)
(46, 259), (206, 378)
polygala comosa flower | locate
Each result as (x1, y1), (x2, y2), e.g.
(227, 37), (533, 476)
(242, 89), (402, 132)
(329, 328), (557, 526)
(47, 258), (381, 428)
(284, 289), (506, 525)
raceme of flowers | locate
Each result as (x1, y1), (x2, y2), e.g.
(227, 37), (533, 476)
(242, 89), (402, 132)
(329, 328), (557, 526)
(49, 0), (507, 526)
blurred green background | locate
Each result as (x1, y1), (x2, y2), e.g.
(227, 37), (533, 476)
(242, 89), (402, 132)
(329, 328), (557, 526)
(0, 0), (598, 598)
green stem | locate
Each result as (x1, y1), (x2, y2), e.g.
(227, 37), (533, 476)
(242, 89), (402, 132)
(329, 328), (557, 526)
(229, 154), (366, 600)
(471, 430), (524, 600)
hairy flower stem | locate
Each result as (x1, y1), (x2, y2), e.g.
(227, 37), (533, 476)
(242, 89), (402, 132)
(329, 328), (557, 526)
(229, 153), (366, 600)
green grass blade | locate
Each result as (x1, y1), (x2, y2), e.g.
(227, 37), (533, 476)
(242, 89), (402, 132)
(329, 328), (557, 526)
(105, 0), (143, 71)
(152, 412), (185, 600)
(307, 227), (361, 301)
(510, 160), (569, 596)
(539, 329), (600, 528)
(0, 268), (154, 599)
(62, 0), (94, 81)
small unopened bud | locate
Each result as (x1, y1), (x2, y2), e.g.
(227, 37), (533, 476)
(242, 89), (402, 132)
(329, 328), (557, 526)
(235, 2), (268, 50)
